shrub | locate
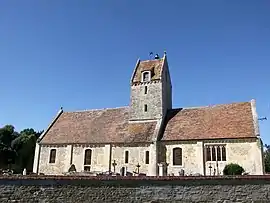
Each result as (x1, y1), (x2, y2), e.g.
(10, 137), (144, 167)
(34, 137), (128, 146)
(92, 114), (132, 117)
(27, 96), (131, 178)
(223, 163), (244, 175)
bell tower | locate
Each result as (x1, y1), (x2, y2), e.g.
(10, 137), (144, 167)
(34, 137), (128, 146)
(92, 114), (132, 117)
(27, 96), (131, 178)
(129, 52), (172, 121)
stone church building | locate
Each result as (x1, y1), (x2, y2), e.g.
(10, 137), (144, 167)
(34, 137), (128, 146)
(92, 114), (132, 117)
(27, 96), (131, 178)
(33, 53), (264, 176)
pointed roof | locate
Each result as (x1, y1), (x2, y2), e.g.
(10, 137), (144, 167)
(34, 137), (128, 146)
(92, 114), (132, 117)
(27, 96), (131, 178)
(131, 54), (167, 84)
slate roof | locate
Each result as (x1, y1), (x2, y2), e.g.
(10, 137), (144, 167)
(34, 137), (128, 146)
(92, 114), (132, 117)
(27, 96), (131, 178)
(40, 107), (157, 144)
(131, 58), (164, 84)
(161, 101), (255, 141)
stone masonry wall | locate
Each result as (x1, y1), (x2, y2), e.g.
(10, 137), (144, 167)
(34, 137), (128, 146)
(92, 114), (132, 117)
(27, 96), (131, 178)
(129, 82), (163, 120)
(1, 176), (270, 202)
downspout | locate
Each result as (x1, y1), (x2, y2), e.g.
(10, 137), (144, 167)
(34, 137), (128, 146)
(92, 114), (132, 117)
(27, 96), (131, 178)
(251, 99), (264, 174)
(109, 144), (112, 173)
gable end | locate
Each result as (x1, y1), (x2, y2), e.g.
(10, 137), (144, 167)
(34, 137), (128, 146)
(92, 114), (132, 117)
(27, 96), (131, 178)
(37, 108), (64, 143)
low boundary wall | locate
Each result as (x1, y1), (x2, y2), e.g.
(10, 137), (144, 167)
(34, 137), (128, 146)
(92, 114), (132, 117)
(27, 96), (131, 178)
(1, 175), (270, 202)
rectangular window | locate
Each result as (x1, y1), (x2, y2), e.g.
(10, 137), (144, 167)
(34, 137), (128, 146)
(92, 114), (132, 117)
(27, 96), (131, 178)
(144, 104), (148, 112)
(173, 148), (182, 165)
(49, 149), (56, 163)
(84, 166), (91, 171)
(206, 147), (211, 161)
(217, 146), (221, 161)
(205, 145), (226, 161)
(142, 72), (150, 82)
(145, 151), (149, 164)
(212, 147), (216, 161)
(222, 146), (226, 161)
(144, 86), (148, 94)
(125, 151), (129, 163)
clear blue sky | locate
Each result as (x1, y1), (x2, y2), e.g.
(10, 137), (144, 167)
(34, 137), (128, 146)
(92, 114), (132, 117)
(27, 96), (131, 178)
(0, 1), (269, 143)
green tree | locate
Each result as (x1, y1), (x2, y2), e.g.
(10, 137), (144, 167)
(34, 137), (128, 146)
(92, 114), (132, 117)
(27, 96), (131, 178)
(264, 144), (270, 173)
(0, 125), (19, 168)
(0, 125), (18, 146)
(11, 128), (41, 173)
(0, 125), (43, 173)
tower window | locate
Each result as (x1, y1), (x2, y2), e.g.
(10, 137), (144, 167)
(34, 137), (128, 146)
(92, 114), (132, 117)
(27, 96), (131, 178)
(142, 71), (151, 82)
(144, 104), (148, 112)
(144, 86), (148, 94)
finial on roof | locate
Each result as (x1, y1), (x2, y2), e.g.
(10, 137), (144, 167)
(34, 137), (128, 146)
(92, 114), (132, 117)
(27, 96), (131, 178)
(154, 54), (160, 59)
(149, 52), (154, 60)
(164, 50), (167, 56)
(60, 107), (63, 110)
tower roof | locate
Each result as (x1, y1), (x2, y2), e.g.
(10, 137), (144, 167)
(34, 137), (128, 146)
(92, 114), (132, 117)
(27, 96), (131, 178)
(131, 55), (166, 84)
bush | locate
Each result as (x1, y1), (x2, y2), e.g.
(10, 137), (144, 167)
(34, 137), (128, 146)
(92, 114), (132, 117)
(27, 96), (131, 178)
(223, 163), (244, 175)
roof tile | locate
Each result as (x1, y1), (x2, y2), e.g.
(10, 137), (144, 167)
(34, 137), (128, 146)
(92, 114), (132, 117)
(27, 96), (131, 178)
(161, 102), (255, 141)
(40, 107), (157, 144)
(132, 58), (164, 83)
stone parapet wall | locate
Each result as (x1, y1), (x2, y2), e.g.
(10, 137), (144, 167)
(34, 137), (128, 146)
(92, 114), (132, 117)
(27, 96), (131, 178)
(1, 175), (270, 202)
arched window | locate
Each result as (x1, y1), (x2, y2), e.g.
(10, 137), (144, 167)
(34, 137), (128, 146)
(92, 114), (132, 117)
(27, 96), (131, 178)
(125, 151), (129, 163)
(84, 149), (92, 165)
(142, 71), (151, 82)
(173, 148), (182, 166)
(49, 149), (56, 163)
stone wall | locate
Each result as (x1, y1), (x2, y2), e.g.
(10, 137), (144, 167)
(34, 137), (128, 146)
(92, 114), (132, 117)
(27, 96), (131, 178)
(129, 82), (163, 121)
(39, 145), (69, 175)
(36, 143), (158, 176)
(165, 141), (204, 176)
(111, 144), (151, 175)
(163, 138), (264, 177)
(1, 175), (270, 202)
(72, 144), (111, 173)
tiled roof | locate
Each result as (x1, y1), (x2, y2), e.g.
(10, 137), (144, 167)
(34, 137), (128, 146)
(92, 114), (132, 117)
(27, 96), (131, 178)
(131, 58), (164, 84)
(40, 107), (157, 144)
(161, 102), (255, 141)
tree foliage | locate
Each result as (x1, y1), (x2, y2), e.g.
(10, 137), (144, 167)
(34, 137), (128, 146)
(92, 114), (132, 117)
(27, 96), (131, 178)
(223, 163), (244, 175)
(264, 144), (270, 173)
(0, 125), (43, 173)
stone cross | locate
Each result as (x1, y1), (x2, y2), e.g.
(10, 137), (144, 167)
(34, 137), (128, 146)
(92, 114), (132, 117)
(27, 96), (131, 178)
(209, 164), (212, 176)
(112, 160), (117, 173)
(136, 163), (141, 174)
(158, 163), (164, 176)
(23, 168), (27, 175)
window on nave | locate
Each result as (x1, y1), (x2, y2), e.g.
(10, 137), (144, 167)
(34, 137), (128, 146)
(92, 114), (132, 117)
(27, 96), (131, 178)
(205, 145), (226, 161)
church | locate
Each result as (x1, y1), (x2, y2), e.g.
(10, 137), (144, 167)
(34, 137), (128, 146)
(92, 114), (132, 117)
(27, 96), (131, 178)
(33, 52), (264, 176)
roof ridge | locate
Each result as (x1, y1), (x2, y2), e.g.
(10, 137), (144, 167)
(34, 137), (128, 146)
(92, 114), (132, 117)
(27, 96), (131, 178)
(65, 106), (129, 113)
(140, 58), (163, 63)
(173, 101), (251, 110)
